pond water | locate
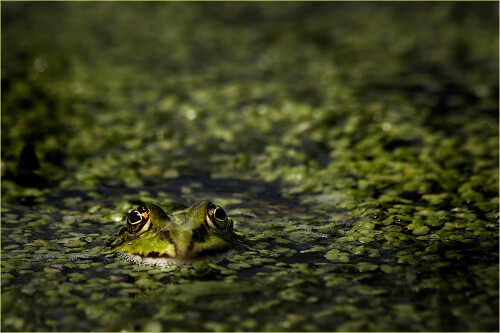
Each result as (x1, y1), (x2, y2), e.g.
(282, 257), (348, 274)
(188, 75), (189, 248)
(2, 2), (499, 332)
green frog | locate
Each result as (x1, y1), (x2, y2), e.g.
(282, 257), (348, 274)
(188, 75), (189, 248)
(109, 201), (247, 265)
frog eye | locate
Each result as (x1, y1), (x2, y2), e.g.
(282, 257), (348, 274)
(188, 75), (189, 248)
(206, 202), (227, 229)
(129, 211), (141, 223)
(127, 205), (151, 234)
(214, 207), (226, 221)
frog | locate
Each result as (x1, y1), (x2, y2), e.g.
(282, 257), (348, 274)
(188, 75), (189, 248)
(108, 201), (247, 265)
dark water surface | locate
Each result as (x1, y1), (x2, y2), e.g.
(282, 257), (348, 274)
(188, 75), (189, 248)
(2, 2), (498, 331)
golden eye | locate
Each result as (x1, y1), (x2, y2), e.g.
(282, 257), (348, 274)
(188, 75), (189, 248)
(206, 202), (227, 229)
(129, 211), (141, 223)
(214, 207), (226, 221)
(127, 205), (150, 234)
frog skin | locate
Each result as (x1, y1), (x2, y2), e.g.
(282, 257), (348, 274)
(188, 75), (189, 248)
(109, 201), (246, 264)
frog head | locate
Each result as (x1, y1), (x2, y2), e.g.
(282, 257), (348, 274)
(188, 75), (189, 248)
(109, 201), (246, 264)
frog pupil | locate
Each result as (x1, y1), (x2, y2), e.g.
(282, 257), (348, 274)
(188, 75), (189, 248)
(214, 208), (226, 221)
(129, 211), (142, 223)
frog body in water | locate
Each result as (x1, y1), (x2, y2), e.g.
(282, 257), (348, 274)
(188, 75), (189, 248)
(109, 202), (246, 265)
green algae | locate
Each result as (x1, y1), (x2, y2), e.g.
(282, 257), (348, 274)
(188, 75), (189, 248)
(2, 2), (498, 332)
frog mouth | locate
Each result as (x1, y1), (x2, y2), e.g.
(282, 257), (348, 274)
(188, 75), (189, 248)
(133, 241), (241, 260)
(117, 249), (237, 267)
